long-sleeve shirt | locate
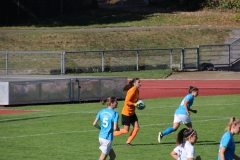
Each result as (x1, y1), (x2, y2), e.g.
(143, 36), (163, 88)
(122, 86), (139, 116)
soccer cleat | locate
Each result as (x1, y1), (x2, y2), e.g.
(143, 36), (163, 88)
(125, 143), (133, 146)
(158, 132), (163, 143)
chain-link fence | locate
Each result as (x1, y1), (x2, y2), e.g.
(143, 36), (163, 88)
(198, 38), (240, 69)
(1, 39), (240, 75)
(0, 51), (63, 75)
(64, 48), (184, 74)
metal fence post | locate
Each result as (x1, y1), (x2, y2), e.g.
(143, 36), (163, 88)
(102, 51), (105, 72)
(180, 49), (184, 70)
(228, 45), (231, 67)
(69, 79), (73, 100)
(136, 50), (139, 71)
(6, 52), (8, 75)
(170, 49), (172, 69)
(61, 52), (65, 75)
(196, 47), (199, 69)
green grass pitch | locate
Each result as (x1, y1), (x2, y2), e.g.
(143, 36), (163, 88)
(0, 94), (239, 160)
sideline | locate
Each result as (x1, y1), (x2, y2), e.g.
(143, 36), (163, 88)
(0, 117), (229, 139)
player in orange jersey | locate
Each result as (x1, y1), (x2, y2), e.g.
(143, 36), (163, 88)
(114, 78), (142, 146)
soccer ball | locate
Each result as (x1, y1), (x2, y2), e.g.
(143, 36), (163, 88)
(137, 100), (146, 110)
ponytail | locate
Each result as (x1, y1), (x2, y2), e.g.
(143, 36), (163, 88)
(100, 97), (116, 106)
(123, 78), (140, 91)
(176, 128), (196, 145)
(188, 86), (198, 93)
(225, 117), (240, 132)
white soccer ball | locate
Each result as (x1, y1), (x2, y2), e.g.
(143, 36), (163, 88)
(137, 100), (146, 110)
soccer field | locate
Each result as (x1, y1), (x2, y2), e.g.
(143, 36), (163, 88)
(0, 94), (239, 160)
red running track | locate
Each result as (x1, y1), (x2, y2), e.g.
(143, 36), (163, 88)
(139, 80), (240, 99)
(1, 80), (239, 114)
(0, 109), (39, 115)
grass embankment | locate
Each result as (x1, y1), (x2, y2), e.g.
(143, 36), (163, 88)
(0, 8), (235, 51)
(0, 28), (230, 51)
(0, 8), (236, 77)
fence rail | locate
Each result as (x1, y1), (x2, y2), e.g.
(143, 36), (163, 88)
(1, 38), (240, 75)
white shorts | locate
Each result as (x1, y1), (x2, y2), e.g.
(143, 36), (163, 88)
(173, 114), (191, 124)
(99, 138), (113, 154)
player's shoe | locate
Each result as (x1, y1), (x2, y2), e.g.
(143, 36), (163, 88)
(158, 132), (163, 143)
(125, 143), (132, 146)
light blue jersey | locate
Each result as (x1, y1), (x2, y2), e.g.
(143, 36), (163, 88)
(217, 131), (235, 160)
(175, 94), (194, 115)
(96, 108), (119, 141)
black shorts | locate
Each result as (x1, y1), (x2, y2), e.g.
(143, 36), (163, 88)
(121, 113), (138, 126)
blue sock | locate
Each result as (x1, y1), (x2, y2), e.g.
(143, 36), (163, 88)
(162, 127), (175, 136)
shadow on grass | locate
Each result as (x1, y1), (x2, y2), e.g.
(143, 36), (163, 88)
(114, 141), (240, 147)
(115, 142), (175, 146)
(1, 8), (154, 27)
(0, 114), (57, 123)
(1, 4), (191, 27)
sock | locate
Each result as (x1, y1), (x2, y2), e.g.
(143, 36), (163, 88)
(126, 128), (139, 144)
(114, 129), (128, 136)
(162, 127), (175, 136)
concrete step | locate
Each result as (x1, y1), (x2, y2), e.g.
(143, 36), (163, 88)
(229, 29), (240, 37)
(225, 38), (240, 44)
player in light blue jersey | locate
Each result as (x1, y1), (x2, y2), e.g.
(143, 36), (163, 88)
(158, 86), (199, 143)
(218, 117), (240, 160)
(93, 97), (120, 160)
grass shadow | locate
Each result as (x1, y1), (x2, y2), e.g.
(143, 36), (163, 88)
(1, 6), (177, 27)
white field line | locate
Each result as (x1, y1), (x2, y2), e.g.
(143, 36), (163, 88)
(0, 102), (237, 139)
(0, 117), (230, 139)
(0, 130), (98, 139)
(0, 102), (237, 123)
(137, 113), (228, 118)
(0, 102), (237, 122)
(0, 111), (98, 122)
(148, 102), (239, 110)
(143, 117), (231, 127)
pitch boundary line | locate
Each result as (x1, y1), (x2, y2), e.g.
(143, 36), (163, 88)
(0, 102), (237, 122)
(0, 117), (230, 139)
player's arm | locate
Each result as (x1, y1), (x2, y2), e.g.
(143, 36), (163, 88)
(93, 118), (101, 130)
(114, 122), (120, 131)
(113, 112), (120, 131)
(184, 99), (190, 116)
(189, 108), (197, 114)
(233, 153), (240, 160)
(170, 150), (178, 160)
(219, 146), (226, 160)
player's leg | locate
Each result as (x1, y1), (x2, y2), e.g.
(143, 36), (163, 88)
(126, 120), (140, 145)
(99, 152), (108, 160)
(184, 115), (192, 129)
(99, 138), (111, 160)
(185, 122), (192, 129)
(108, 148), (116, 160)
(114, 114), (129, 136)
(158, 114), (181, 143)
(164, 122), (180, 136)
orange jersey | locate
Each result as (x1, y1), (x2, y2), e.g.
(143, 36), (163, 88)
(122, 86), (139, 116)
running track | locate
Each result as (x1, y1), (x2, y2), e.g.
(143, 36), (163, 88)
(1, 80), (239, 114)
(140, 80), (240, 99)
